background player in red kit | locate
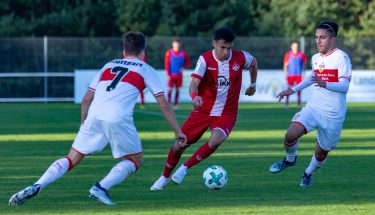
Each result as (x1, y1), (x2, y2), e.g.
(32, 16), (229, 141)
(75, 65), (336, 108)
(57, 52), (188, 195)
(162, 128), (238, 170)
(151, 27), (258, 190)
(165, 38), (190, 109)
(283, 41), (306, 109)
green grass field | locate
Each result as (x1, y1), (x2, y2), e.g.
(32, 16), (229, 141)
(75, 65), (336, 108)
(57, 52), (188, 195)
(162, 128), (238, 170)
(1, 102), (374, 214)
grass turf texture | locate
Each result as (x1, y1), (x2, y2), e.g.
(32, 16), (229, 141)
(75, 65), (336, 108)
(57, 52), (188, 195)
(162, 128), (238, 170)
(0, 102), (374, 214)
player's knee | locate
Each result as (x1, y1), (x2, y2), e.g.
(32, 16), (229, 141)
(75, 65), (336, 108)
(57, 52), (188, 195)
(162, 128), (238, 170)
(315, 153), (327, 161)
(126, 155), (143, 170)
(173, 142), (189, 153)
(284, 134), (297, 145)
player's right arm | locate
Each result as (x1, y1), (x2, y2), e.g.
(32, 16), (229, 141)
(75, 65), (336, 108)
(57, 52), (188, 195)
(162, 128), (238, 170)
(81, 89), (94, 124)
(190, 77), (203, 109)
(277, 72), (314, 102)
(80, 68), (103, 124)
(164, 50), (171, 77)
(155, 95), (187, 145)
(189, 55), (206, 109)
(283, 52), (289, 78)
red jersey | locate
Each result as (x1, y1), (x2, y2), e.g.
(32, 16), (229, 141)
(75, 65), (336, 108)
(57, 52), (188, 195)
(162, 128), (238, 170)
(192, 50), (254, 116)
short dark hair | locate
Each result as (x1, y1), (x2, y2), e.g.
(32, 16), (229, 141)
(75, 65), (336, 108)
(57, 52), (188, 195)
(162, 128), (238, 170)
(213, 27), (236, 42)
(172, 37), (181, 43)
(123, 31), (146, 55)
(317, 21), (338, 37)
(290, 41), (299, 45)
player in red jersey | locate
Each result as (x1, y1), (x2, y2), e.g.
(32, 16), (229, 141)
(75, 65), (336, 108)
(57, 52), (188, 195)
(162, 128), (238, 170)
(151, 27), (258, 190)
(9, 32), (186, 206)
(283, 41), (306, 109)
(165, 38), (190, 109)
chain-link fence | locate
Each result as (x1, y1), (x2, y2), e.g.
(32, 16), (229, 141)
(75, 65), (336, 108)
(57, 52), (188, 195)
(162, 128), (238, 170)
(0, 36), (374, 101)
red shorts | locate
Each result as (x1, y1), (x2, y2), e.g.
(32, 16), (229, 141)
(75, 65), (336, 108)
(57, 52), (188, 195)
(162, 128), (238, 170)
(181, 111), (237, 144)
(287, 75), (302, 86)
(168, 74), (182, 88)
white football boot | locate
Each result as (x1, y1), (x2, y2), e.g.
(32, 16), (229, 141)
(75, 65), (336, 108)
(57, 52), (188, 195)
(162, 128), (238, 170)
(9, 184), (41, 205)
(89, 182), (117, 206)
(150, 175), (170, 191)
(171, 165), (188, 185)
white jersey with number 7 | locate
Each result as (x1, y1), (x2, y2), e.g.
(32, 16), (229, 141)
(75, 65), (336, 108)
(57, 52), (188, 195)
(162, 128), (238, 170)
(87, 57), (164, 123)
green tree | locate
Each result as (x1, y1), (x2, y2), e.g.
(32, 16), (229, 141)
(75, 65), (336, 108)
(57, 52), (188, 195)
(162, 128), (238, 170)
(0, 0), (119, 36)
(155, 0), (256, 36)
(115, 0), (161, 36)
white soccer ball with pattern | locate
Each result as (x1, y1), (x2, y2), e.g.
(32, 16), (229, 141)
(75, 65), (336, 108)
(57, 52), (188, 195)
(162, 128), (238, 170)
(203, 165), (228, 190)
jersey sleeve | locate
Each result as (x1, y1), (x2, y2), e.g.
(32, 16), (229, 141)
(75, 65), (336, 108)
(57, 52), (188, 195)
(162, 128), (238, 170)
(283, 52), (290, 65)
(88, 69), (104, 91)
(182, 51), (190, 69)
(242, 51), (254, 70)
(338, 53), (352, 81)
(144, 65), (165, 97)
(164, 50), (171, 76)
(191, 55), (206, 80)
(301, 52), (307, 64)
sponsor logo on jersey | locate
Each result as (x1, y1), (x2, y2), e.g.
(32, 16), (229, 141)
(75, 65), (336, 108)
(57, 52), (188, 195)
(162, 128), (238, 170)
(207, 67), (217, 70)
(216, 76), (230, 88)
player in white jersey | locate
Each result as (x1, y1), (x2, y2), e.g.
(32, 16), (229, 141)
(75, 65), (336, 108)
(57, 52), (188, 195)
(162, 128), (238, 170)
(269, 21), (352, 187)
(9, 32), (186, 206)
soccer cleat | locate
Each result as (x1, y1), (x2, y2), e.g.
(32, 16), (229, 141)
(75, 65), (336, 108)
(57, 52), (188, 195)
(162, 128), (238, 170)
(150, 176), (170, 191)
(269, 157), (297, 173)
(171, 165), (188, 184)
(89, 182), (117, 206)
(300, 172), (313, 187)
(9, 184), (41, 205)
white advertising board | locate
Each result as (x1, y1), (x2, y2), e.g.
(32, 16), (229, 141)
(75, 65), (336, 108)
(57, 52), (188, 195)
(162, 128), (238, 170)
(74, 69), (375, 104)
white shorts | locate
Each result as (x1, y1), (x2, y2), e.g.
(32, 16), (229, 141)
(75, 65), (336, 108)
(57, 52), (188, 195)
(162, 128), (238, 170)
(72, 118), (142, 159)
(291, 106), (343, 151)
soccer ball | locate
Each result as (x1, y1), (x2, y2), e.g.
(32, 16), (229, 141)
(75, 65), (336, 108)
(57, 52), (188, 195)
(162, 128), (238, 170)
(203, 165), (228, 190)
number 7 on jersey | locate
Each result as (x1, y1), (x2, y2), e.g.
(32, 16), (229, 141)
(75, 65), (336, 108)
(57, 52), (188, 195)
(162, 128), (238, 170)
(106, 67), (129, 91)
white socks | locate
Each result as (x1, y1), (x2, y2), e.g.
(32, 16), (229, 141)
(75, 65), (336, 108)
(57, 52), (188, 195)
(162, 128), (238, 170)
(285, 140), (299, 162)
(35, 157), (70, 189)
(305, 155), (326, 175)
(99, 160), (136, 190)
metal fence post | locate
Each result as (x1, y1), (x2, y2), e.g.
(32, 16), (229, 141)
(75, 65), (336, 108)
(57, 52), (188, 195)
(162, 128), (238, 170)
(44, 36), (48, 102)
(300, 36), (305, 54)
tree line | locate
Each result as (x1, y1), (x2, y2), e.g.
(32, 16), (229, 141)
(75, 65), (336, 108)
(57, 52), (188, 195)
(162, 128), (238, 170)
(0, 0), (374, 38)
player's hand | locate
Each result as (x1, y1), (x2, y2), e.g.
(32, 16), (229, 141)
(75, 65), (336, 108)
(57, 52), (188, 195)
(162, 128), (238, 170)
(276, 88), (294, 102)
(175, 131), (187, 147)
(245, 86), (256, 96)
(312, 73), (327, 88)
(192, 96), (203, 110)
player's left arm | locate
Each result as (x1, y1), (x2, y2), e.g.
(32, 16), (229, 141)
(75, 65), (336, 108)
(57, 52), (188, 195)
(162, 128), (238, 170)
(245, 57), (258, 96)
(312, 75), (350, 93)
(80, 89), (94, 124)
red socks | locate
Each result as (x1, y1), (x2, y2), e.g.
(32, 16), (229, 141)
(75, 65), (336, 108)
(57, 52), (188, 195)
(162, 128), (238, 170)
(162, 147), (183, 178)
(174, 89), (179, 106)
(184, 142), (216, 168)
(167, 90), (172, 103)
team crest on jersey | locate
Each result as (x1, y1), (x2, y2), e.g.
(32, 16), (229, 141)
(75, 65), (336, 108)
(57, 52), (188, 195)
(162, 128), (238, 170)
(232, 63), (240, 71)
(318, 62), (325, 73)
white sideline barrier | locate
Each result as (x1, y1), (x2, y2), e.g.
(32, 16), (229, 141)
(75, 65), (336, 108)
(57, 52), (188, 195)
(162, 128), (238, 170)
(74, 69), (375, 104)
